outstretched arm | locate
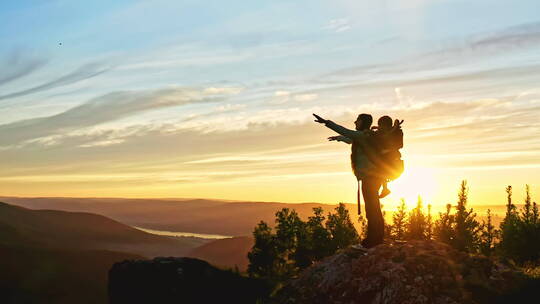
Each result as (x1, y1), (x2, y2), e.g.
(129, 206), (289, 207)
(313, 113), (366, 140)
(328, 135), (353, 144)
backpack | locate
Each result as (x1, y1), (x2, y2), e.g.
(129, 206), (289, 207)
(385, 128), (404, 180)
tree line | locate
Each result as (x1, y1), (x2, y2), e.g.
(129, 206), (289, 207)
(247, 180), (539, 284)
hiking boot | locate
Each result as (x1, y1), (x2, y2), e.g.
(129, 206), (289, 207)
(351, 243), (369, 254)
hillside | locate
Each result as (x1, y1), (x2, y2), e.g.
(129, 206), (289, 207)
(1, 196), (352, 235)
(188, 236), (253, 271)
(0, 202), (207, 257)
(0, 201), (208, 303)
(0, 246), (142, 304)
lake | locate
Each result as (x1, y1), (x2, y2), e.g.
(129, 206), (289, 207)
(134, 226), (232, 239)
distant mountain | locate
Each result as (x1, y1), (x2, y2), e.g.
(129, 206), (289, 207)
(1, 197), (352, 236)
(0, 202), (207, 257)
(188, 236), (253, 271)
(0, 201), (208, 304)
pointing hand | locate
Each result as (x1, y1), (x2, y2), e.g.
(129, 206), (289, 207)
(313, 113), (327, 124)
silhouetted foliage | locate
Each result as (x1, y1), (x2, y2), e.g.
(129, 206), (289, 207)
(434, 203), (454, 245)
(248, 221), (281, 281)
(326, 203), (359, 251)
(249, 181), (540, 292)
(306, 207), (332, 260)
(391, 199), (407, 240)
(479, 209), (498, 256)
(406, 196), (429, 240)
(357, 214), (368, 240)
(432, 181), (482, 252)
(426, 204), (433, 240)
(248, 204), (359, 284)
(499, 186), (520, 259)
(452, 181), (481, 252)
(499, 185), (540, 263)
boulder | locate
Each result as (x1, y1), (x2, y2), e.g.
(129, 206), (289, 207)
(108, 257), (270, 304)
(275, 240), (531, 304)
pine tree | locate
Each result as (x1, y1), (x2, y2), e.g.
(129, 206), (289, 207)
(391, 199), (407, 240)
(274, 208), (308, 274)
(306, 207), (332, 260)
(247, 221), (280, 280)
(499, 185), (521, 260)
(326, 203), (359, 251)
(426, 204), (433, 240)
(515, 185), (540, 262)
(453, 180), (481, 252)
(406, 196), (428, 240)
(479, 209), (498, 256)
(522, 184), (533, 224)
(434, 203), (454, 245)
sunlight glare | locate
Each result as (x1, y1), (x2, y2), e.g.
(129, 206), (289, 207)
(387, 166), (438, 208)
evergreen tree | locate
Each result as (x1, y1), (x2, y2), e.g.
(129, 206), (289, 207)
(514, 185), (540, 262)
(274, 208), (305, 274)
(306, 207), (332, 261)
(434, 203), (454, 245)
(499, 185), (521, 260)
(247, 221), (280, 280)
(391, 199), (407, 240)
(479, 209), (498, 256)
(406, 196), (428, 240)
(426, 204), (433, 240)
(326, 203), (359, 251)
(452, 180), (481, 252)
(522, 184), (533, 224)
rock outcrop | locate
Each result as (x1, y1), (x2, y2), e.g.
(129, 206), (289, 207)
(108, 257), (270, 304)
(275, 240), (532, 304)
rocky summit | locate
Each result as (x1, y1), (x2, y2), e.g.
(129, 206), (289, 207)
(274, 240), (533, 304)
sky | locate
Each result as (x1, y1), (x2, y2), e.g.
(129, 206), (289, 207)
(1, 0), (539, 209)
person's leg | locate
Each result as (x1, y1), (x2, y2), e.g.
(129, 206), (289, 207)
(362, 177), (384, 247)
(379, 180), (391, 198)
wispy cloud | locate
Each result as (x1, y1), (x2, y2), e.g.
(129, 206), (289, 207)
(0, 49), (47, 87)
(0, 86), (243, 145)
(323, 18), (351, 33)
(0, 62), (111, 101)
(323, 22), (540, 79)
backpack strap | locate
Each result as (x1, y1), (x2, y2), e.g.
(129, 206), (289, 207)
(357, 179), (362, 215)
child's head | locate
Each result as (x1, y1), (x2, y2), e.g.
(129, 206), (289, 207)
(377, 115), (393, 131)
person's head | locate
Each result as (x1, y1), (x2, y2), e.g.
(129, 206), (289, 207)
(377, 115), (393, 131)
(355, 113), (372, 130)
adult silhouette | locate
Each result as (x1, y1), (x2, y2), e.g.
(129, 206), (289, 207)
(314, 113), (401, 248)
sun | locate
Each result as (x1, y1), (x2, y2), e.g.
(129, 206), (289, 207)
(387, 166), (438, 209)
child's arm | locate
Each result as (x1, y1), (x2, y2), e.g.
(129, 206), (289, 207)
(392, 119), (404, 131)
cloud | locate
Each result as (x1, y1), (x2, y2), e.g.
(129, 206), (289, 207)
(323, 22), (540, 79)
(0, 50), (48, 87)
(323, 18), (351, 33)
(1, 96), (538, 194)
(0, 86), (242, 145)
(0, 62), (111, 101)
(294, 93), (318, 102)
(270, 91), (318, 104)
